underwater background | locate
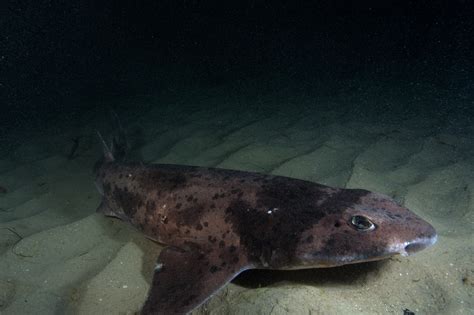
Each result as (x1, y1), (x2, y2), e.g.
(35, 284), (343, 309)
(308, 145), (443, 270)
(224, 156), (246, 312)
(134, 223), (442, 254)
(0, 1), (473, 314)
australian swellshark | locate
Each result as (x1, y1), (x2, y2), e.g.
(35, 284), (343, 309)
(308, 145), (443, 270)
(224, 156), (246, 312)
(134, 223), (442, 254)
(95, 132), (437, 314)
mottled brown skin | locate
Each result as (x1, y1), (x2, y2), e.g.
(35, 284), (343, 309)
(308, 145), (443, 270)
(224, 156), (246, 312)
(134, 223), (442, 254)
(96, 162), (437, 314)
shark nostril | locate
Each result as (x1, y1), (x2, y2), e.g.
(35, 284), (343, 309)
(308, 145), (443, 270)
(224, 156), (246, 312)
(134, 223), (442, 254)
(404, 234), (437, 255)
(405, 242), (427, 254)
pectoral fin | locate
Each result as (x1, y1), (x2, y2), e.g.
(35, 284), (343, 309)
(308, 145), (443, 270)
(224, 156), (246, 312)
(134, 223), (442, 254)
(141, 245), (249, 315)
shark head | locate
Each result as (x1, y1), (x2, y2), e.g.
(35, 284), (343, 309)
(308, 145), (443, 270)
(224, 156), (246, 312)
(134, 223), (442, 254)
(292, 190), (437, 268)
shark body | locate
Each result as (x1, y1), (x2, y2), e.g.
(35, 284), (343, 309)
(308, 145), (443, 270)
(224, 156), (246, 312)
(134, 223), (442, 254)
(95, 160), (437, 314)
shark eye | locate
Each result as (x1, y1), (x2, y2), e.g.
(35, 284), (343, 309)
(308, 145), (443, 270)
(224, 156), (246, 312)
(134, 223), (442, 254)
(350, 215), (376, 231)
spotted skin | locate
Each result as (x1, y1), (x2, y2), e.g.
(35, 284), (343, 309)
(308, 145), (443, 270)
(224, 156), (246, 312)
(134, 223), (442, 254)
(96, 162), (437, 314)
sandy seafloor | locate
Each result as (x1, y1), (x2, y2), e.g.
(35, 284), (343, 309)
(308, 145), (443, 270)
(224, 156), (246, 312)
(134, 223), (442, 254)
(1, 80), (473, 314)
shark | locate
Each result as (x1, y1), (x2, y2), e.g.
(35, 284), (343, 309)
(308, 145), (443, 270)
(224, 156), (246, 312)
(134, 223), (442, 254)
(94, 132), (437, 315)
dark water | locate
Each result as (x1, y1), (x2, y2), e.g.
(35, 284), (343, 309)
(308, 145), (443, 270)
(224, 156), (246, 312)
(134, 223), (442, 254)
(1, 1), (472, 144)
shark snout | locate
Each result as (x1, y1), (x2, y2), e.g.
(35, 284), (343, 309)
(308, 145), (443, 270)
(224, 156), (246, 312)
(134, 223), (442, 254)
(387, 222), (437, 257)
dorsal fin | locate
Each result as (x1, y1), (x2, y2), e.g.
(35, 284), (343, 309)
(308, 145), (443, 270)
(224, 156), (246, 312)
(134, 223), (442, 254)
(95, 110), (130, 164)
(96, 131), (115, 162)
(109, 110), (129, 161)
